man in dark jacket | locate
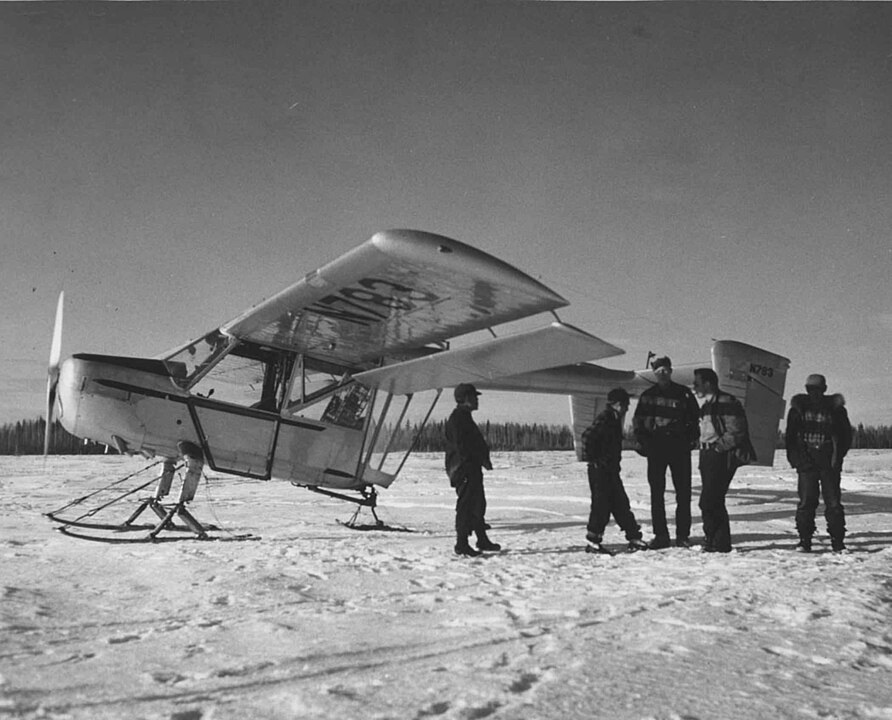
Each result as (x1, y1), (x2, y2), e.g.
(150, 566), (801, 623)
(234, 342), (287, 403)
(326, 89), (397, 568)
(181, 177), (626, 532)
(582, 388), (648, 555)
(785, 374), (852, 553)
(632, 356), (701, 549)
(444, 383), (500, 557)
(692, 368), (755, 553)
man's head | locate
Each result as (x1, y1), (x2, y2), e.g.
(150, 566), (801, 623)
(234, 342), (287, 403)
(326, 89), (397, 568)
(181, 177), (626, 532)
(454, 383), (481, 409)
(805, 373), (827, 397)
(606, 387), (631, 413)
(652, 356), (672, 387)
(692, 367), (718, 398)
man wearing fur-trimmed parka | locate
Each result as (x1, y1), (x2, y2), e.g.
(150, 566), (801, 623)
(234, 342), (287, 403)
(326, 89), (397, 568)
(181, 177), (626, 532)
(785, 374), (852, 553)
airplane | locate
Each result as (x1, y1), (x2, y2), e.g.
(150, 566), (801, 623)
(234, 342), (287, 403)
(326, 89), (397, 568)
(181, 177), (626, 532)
(43, 229), (790, 541)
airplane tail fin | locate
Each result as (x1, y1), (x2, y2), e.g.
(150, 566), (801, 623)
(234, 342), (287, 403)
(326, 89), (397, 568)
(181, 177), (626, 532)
(711, 340), (790, 467)
(569, 395), (606, 461)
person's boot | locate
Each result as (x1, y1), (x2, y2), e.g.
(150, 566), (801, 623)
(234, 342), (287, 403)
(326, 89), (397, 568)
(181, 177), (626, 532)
(831, 537), (847, 553)
(585, 532), (615, 556)
(627, 537), (649, 552)
(795, 537), (812, 553)
(476, 532), (501, 552)
(454, 540), (481, 557)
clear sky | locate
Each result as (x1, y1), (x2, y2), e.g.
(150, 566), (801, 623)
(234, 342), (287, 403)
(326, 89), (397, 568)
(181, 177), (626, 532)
(3, 2), (891, 427)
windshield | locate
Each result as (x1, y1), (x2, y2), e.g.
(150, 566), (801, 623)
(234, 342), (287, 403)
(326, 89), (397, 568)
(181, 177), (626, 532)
(163, 330), (232, 388)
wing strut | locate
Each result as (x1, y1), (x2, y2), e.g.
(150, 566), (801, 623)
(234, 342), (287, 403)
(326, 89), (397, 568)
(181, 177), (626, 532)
(390, 388), (442, 480)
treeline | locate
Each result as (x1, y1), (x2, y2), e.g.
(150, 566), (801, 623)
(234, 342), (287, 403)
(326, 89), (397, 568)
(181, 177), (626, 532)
(0, 419), (111, 455)
(2, 418), (891, 455)
(851, 424), (892, 449)
(385, 421), (892, 453)
(403, 420), (577, 452)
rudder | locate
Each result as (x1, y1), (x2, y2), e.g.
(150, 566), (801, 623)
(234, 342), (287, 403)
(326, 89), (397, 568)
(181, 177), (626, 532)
(711, 340), (790, 467)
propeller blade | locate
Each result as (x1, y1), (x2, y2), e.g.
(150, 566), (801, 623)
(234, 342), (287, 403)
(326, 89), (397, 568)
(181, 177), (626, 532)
(44, 291), (64, 457)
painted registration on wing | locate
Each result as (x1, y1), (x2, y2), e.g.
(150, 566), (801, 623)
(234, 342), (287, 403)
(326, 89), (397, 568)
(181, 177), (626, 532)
(307, 278), (441, 326)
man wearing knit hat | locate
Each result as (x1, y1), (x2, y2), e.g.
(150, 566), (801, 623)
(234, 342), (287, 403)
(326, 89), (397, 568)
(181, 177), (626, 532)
(444, 383), (500, 557)
(581, 387), (649, 555)
(785, 374), (852, 553)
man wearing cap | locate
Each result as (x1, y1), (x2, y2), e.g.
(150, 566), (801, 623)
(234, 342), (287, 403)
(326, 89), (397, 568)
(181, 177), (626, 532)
(632, 356), (701, 549)
(444, 383), (500, 557)
(581, 388), (648, 555)
(785, 374), (852, 553)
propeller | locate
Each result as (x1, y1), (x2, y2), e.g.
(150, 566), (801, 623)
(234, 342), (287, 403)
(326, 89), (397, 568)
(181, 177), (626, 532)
(44, 291), (64, 457)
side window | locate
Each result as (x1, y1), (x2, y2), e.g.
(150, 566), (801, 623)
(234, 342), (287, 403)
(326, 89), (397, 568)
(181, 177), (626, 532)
(190, 353), (267, 408)
(284, 359), (371, 429)
(320, 384), (372, 429)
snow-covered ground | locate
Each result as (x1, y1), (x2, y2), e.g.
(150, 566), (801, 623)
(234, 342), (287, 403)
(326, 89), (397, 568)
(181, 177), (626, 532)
(2, 450), (892, 720)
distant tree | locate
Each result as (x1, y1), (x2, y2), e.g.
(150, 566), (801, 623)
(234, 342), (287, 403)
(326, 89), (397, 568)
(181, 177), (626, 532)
(0, 419), (112, 455)
(4, 416), (890, 455)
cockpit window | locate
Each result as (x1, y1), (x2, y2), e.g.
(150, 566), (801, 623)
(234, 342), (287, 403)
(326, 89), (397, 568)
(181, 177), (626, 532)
(188, 343), (292, 411)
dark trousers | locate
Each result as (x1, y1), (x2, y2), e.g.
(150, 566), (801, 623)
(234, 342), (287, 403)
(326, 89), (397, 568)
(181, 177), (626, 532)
(647, 440), (692, 540)
(454, 466), (486, 540)
(698, 448), (736, 551)
(796, 447), (845, 540)
(586, 464), (642, 542)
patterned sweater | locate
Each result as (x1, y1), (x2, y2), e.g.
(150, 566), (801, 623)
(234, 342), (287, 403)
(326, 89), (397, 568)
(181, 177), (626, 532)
(633, 381), (701, 448)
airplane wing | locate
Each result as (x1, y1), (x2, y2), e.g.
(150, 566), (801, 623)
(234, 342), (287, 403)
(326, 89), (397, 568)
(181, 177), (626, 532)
(353, 322), (624, 395)
(475, 363), (648, 395)
(220, 229), (569, 367)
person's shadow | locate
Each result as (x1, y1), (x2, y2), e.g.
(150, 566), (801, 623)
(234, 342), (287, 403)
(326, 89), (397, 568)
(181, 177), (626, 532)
(725, 485), (892, 553)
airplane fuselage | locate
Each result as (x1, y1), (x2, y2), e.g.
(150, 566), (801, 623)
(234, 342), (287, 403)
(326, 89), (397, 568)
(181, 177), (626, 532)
(56, 354), (376, 489)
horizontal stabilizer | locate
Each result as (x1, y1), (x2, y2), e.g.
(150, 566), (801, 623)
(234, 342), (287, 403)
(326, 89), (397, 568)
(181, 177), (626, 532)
(353, 322), (624, 395)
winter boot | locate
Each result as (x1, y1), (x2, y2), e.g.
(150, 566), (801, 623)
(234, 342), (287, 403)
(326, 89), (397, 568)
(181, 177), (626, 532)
(627, 538), (649, 552)
(476, 536), (502, 552)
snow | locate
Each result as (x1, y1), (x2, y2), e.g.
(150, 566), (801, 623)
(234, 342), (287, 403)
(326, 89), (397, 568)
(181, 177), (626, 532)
(2, 450), (892, 720)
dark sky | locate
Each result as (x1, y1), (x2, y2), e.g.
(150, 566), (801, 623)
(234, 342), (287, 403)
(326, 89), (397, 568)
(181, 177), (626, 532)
(3, 2), (891, 424)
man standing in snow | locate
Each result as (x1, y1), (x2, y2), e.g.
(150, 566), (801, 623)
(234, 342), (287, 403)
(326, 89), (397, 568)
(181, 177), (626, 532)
(582, 388), (649, 555)
(692, 368), (755, 553)
(632, 356), (701, 549)
(784, 374), (852, 553)
(444, 383), (501, 557)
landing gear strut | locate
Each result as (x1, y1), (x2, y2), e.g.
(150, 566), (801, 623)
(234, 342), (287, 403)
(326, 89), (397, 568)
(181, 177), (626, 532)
(302, 484), (384, 529)
(46, 442), (222, 542)
(123, 447), (209, 539)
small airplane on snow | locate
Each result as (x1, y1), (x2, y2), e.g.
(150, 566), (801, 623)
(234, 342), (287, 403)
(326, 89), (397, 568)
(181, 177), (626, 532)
(44, 229), (790, 540)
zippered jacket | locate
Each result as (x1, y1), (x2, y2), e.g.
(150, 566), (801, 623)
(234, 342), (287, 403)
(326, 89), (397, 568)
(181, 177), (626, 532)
(581, 406), (624, 473)
(700, 391), (750, 453)
(444, 405), (492, 486)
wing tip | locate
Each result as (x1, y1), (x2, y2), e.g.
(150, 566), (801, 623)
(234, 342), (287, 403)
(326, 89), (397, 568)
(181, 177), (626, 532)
(370, 229), (568, 308)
